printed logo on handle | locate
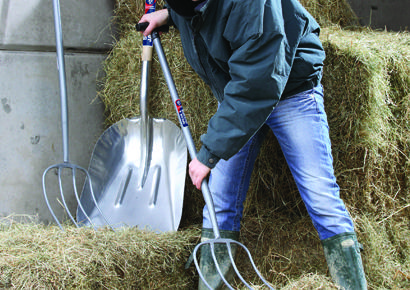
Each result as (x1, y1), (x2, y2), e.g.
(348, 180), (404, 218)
(145, 0), (156, 13)
(143, 0), (157, 46)
(175, 99), (188, 127)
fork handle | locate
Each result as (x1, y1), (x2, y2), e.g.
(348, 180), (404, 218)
(152, 32), (221, 239)
(52, 0), (69, 162)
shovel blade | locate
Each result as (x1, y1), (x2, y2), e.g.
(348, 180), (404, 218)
(77, 117), (187, 232)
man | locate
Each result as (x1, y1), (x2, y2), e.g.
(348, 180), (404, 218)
(140, 0), (367, 289)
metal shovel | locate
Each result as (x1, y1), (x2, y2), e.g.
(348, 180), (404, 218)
(77, 7), (187, 231)
(150, 30), (274, 289)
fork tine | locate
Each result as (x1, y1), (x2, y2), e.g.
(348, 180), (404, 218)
(193, 244), (213, 290)
(75, 166), (113, 229)
(42, 166), (64, 230)
(227, 242), (254, 289)
(241, 243), (274, 289)
(210, 242), (235, 290)
(71, 166), (95, 228)
(82, 169), (113, 228)
(58, 167), (79, 227)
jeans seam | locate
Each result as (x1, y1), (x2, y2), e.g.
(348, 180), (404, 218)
(232, 136), (258, 231)
(314, 94), (336, 189)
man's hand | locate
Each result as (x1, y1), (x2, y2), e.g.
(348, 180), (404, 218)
(139, 9), (169, 36)
(189, 158), (211, 190)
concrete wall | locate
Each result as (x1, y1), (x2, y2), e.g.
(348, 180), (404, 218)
(346, 0), (410, 31)
(0, 0), (116, 224)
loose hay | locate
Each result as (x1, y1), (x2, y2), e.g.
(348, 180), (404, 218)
(2, 0), (410, 289)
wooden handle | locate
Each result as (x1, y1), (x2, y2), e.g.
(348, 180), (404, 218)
(142, 45), (153, 61)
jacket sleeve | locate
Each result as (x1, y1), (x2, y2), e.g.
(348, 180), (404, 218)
(197, 1), (294, 168)
(163, 4), (176, 28)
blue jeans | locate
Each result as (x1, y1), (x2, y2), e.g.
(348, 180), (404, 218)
(203, 85), (354, 240)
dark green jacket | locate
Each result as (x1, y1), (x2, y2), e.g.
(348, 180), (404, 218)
(168, 0), (325, 168)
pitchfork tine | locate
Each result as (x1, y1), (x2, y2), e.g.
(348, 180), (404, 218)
(227, 242), (253, 289)
(58, 168), (78, 227)
(210, 242), (235, 290)
(241, 243), (274, 288)
(72, 167), (95, 228)
(76, 167), (113, 228)
(42, 167), (63, 230)
(192, 244), (216, 290)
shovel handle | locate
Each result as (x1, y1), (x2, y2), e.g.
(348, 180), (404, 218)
(139, 0), (157, 188)
(151, 32), (221, 239)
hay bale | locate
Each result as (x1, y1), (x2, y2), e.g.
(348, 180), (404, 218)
(299, 0), (359, 27)
(0, 215), (329, 289)
(320, 27), (410, 216)
(0, 220), (199, 289)
(356, 214), (410, 289)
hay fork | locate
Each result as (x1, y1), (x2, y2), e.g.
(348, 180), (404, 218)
(192, 237), (274, 289)
(149, 29), (275, 290)
(42, 0), (111, 230)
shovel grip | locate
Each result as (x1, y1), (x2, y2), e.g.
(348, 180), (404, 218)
(136, 22), (170, 33)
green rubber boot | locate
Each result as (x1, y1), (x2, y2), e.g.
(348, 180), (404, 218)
(322, 232), (367, 290)
(198, 228), (240, 290)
